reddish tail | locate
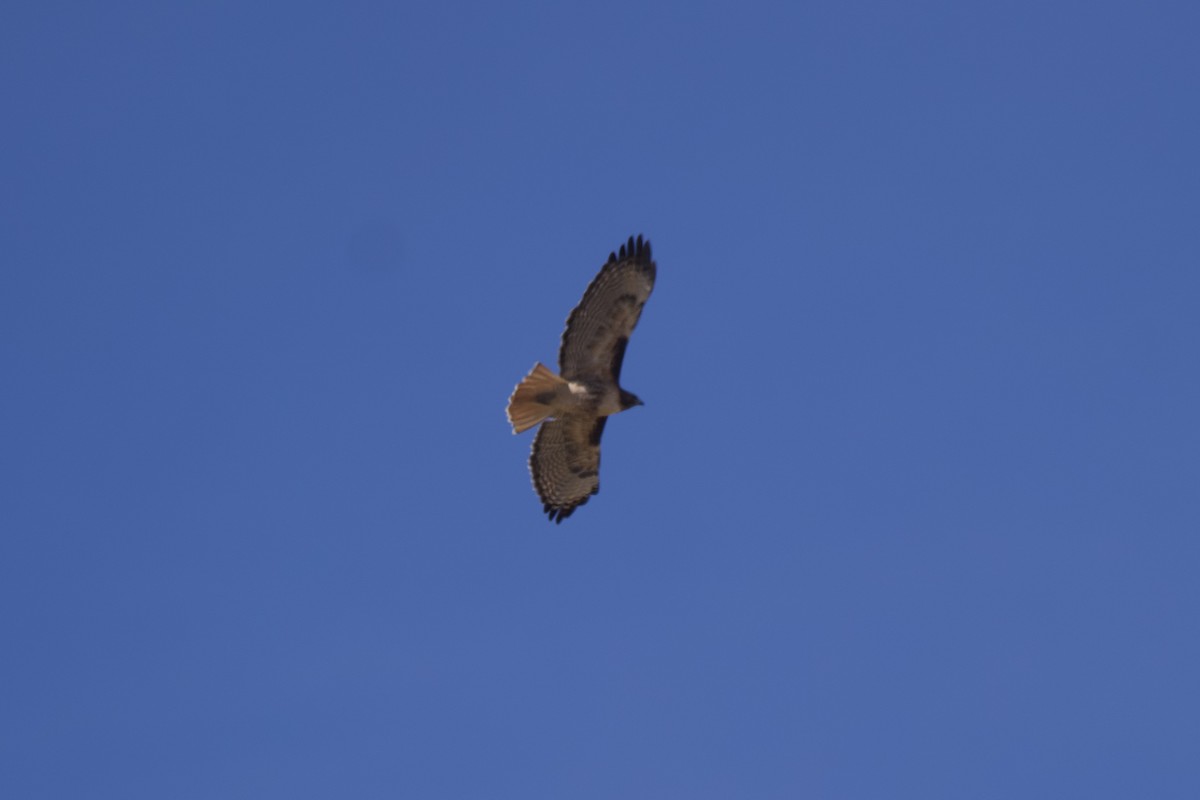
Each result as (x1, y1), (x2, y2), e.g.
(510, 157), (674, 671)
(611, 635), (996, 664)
(506, 362), (566, 434)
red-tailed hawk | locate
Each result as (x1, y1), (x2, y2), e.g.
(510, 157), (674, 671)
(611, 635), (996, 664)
(506, 235), (657, 522)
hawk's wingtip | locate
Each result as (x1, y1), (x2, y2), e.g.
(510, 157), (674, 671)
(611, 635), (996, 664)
(611, 234), (652, 264)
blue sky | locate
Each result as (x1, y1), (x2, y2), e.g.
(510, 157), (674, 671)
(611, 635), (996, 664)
(3, 2), (1198, 797)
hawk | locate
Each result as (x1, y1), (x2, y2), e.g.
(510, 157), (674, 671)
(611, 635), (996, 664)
(506, 235), (657, 522)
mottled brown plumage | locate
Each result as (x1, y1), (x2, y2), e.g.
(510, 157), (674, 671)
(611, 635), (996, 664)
(506, 235), (657, 522)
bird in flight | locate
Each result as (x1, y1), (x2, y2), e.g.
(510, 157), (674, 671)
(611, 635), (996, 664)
(506, 235), (657, 522)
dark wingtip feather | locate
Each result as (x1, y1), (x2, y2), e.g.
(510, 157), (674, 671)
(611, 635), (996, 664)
(605, 235), (653, 267)
(542, 494), (592, 523)
(627, 234), (650, 261)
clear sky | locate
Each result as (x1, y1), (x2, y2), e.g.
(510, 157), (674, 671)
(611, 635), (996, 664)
(3, 2), (1198, 798)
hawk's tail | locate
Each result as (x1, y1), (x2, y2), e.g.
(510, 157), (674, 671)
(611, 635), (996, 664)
(507, 362), (565, 434)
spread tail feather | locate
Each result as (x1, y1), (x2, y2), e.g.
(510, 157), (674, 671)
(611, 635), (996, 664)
(507, 362), (566, 434)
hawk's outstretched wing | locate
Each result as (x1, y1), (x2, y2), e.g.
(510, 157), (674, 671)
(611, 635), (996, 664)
(558, 235), (656, 383)
(530, 414), (607, 523)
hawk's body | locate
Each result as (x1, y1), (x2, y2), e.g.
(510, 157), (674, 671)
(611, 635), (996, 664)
(506, 235), (657, 522)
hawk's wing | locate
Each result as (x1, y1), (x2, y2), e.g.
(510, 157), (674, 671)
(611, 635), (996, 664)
(530, 413), (608, 523)
(558, 235), (656, 383)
